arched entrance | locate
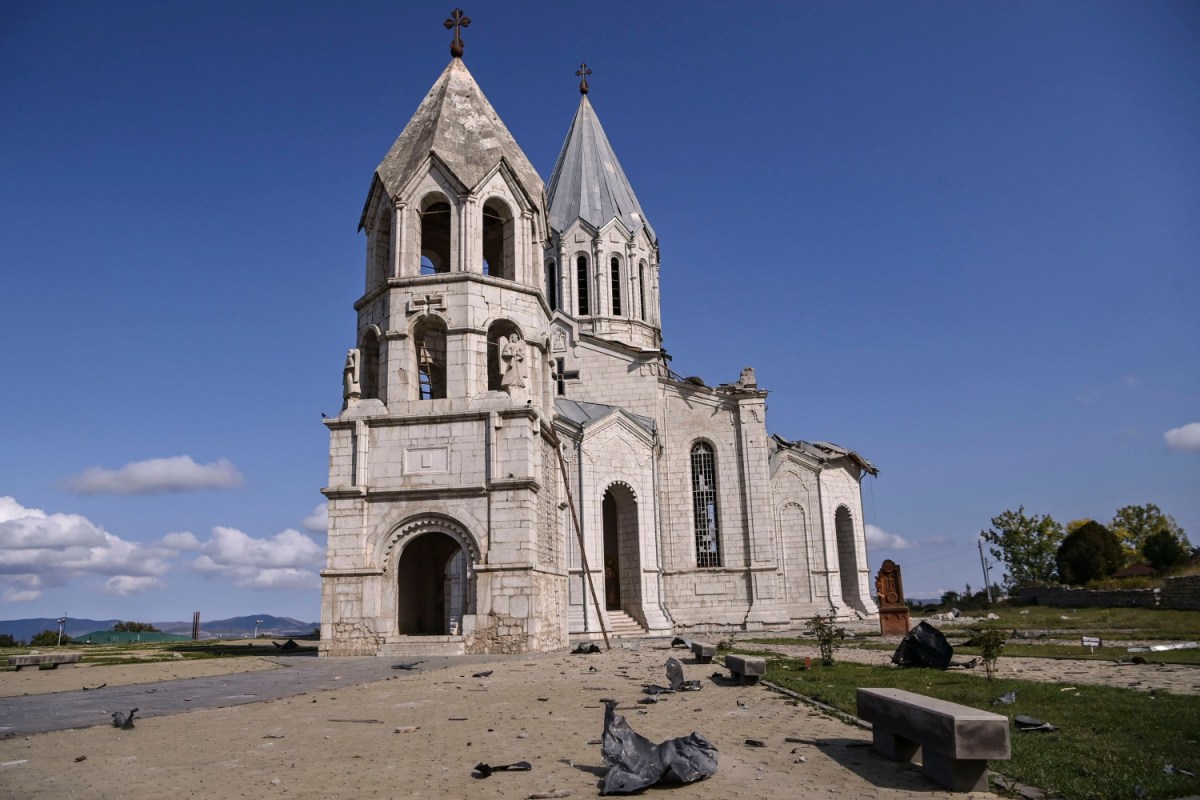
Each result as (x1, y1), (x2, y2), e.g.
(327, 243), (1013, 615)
(601, 484), (641, 618)
(835, 506), (859, 607)
(396, 532), (471, 635)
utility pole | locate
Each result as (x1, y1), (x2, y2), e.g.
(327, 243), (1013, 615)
(977, 540), (994, 604)
(56, 614), (67, 646)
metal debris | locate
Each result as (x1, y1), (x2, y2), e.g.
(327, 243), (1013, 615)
(1014, 715), (1058, 733)
(110, 708), (138, 730)
(572, 642), (602, 654)
(475, 761), (533, 777)
(892, 621), (953, 669)
(391, 661), (423, 670)
(599, 698), (718, 794)
(473, 670), (494, 678)
(992, 691), (1017, 705)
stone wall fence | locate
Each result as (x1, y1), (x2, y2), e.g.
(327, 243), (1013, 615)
(1016, 575), (1200, 610)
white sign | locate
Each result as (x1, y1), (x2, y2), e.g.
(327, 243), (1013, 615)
(1081, 636), (1102, 648)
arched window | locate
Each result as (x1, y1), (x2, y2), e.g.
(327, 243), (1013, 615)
(482, 198), (514, 280)
(413, 317), (447, 400)
(690, 442), (721, 567)
(360, 329), (380, 400)
(486, 319), (522, 391)
(576, 255), (590, 315)
(610, 256), (622, 316)
(545, 258), (558, 311)
(420, 194), (452, 275)
(637, 261), (647, 321)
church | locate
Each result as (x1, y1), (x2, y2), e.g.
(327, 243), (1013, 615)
(319, 27), (879, 656)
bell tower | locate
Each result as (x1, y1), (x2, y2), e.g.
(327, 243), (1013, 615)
(321, 15), (566, 657)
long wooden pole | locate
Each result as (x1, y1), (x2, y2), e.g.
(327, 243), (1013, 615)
(552, 431), (610, 650)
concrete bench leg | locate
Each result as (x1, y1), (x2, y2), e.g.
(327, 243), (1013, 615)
(872, 728), (919, 762)
(922, 751), (990, 793)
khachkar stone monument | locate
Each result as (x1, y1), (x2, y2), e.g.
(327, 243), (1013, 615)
(875, 559), (911, 635)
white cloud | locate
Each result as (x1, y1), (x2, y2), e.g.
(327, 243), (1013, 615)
(2, 575), (42, 602)
(865, 524), (914, 550)
(160, 531), (201, 551)
(191, 526), (323, 590)
(0, 497), (171, 600)
(1164, 422), (1200, 453)
(66, 456), (243, 495)
(302, 504), (328, 534)
(104, 576), (165, 595)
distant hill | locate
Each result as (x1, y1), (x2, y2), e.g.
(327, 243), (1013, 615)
(158, 614), (319, 637)
(0, 618), (122, 643)
(0, 614), (318, 643)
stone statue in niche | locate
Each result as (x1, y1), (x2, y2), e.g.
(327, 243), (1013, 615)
(735, 366), (757, 390)
(551, 329), (567, 353)
(500, 334), (525, 391)
(875, 559), (911, 636)
(343, 348), (361, 407)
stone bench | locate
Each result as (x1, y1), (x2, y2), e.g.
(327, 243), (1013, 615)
(857, 688), (1010, 792)
(690, 640), (716, 663)
(8, 652), (83, 671)
(723, 654), (766, 684)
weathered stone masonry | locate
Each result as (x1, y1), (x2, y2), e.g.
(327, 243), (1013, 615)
(320, 55), (879, 656)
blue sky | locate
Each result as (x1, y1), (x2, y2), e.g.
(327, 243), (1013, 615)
(1, 1), (1197, 623)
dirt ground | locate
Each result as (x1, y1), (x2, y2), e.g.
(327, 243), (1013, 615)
(2, 632), (1197, 799)
(1, 643), (991, 800)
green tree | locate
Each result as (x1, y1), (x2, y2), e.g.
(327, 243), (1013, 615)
(113, 621), (160, 633)
(1143, 529), (1190, 574)
(981, 507), (1064, 589)
(1110, 504), (1189, 562)
(0, 634), (18, 647)
(1056, 520), (1123, 584)
(1065, 518), (1093, 535)
(28, 630), (69, 647)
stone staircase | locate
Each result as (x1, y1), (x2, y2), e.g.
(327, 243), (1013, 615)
(570, 609), (648, 640)
(375, 635), (465, 657)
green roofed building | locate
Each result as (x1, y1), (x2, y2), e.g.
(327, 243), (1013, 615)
(74, 630), (192, 644)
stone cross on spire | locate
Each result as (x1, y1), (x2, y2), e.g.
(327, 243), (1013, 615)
(575, 63), (591, 95)
(444, 8), (471, 58)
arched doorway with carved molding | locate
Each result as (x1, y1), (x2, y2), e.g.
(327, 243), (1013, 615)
(383, 516), (479, 636)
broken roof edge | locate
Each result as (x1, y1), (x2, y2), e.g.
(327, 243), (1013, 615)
(554, 398), (656, 436)
(770, 434), (879, 476)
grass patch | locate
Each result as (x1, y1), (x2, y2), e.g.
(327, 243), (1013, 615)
(743, 637), (1200, 665)
(762, 658), (1200, 800)
(1, 639), (313, 670)
(937, 606), (1200, 640)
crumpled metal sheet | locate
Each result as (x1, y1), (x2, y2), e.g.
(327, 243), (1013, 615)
(892, 620), (953, 669)
(600, 699), (718, 794)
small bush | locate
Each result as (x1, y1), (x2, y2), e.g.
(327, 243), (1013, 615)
(806, 610), (846, 666)
(974, 627), (1007, 680)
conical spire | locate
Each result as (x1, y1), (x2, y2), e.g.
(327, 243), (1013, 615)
(373, 59), (544, 202)
(546, 95), (655, 242)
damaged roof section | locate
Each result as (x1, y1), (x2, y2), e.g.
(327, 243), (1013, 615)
(771, 435), (878, 476)
(555, 398), (656, 436)
(372, 58), (544, 208)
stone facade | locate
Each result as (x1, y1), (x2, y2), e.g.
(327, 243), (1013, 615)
(319, 57), (879, 656)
